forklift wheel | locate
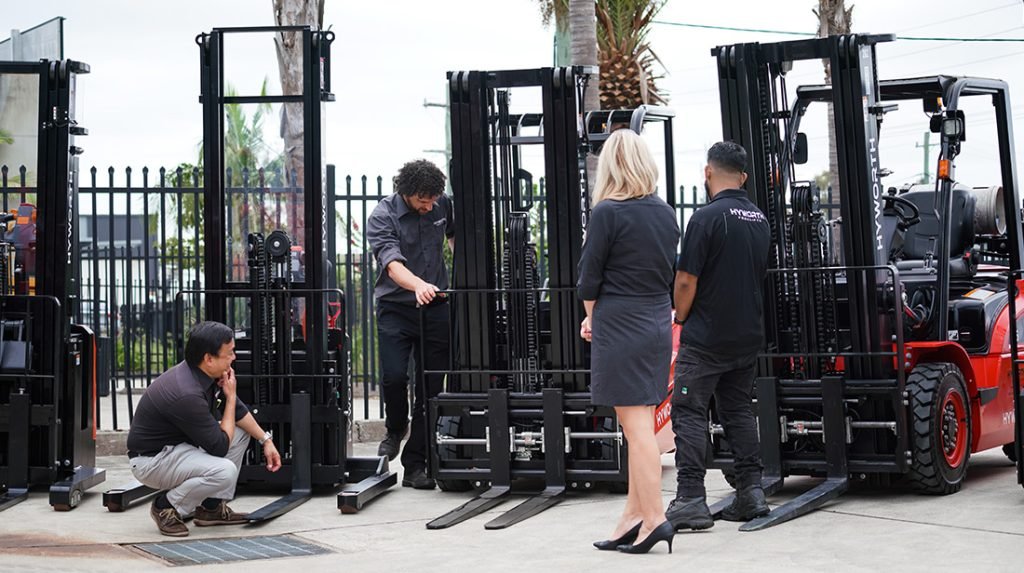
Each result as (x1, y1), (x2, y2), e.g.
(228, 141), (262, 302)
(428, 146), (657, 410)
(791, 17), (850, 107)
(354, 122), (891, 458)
(607, 480), (629, 494)
(437, 479), (474, 492)
(906, 362), (971, 495)
(1002, 443), (1017, 463)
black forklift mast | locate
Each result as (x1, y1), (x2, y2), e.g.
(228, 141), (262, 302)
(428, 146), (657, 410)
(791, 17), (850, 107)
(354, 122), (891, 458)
(428, 66), (677, 530)
(102, 26), (395, 518)
(710, 34), (900, 530)
(0, 58), (104, 512)
(716, 33), (896, 381)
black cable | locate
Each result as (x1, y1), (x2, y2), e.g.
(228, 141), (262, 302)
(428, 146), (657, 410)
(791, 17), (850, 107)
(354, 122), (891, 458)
(652, 19), (1024, 42)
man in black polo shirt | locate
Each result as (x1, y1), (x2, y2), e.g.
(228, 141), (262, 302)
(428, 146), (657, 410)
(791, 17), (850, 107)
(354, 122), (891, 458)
(366, 159), (453, 490)
(665, 141), (771, 530)
(127, 321), (282, 536)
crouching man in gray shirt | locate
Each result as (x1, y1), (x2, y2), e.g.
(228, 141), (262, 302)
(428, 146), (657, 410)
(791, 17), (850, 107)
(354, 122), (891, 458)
(126, 321), (282, 536)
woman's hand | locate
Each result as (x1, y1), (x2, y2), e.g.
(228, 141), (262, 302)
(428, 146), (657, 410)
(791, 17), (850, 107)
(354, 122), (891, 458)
(580, 316), (592, 342)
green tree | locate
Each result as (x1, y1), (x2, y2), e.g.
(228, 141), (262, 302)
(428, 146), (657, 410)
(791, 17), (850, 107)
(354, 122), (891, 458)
(205, 80), (285, 180)
(536, 0), (570, 65)
(156, 82), (285, 272)
(595, 0), (668, 108)
(537, 0), (668, 108)
(154, 162), (204, 271)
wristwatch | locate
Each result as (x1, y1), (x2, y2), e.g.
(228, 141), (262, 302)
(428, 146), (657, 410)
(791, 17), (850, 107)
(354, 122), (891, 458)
(258, 431), (273, 445)
(673, 316), (685, 326)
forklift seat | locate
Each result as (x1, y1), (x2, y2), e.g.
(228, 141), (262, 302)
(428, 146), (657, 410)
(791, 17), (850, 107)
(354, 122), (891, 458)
(889, 185), (977, 278)
(900, 186), (976, 259)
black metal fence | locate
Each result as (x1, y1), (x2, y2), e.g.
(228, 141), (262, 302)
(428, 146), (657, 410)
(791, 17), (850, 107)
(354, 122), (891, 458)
(0, 163), (843, 431)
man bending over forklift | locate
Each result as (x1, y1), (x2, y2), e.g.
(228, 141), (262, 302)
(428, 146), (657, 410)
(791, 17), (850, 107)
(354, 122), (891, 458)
(366, 159), (454, 490)
(666, 142), (772, 530)
(126, 321), (282, 536)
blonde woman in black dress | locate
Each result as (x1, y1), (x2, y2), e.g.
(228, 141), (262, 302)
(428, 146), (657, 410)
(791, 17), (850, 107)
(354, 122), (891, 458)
(578, 129), (680, 554)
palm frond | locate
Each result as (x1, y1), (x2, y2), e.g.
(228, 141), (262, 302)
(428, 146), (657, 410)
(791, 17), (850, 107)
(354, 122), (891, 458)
(595, 0), (668, 108)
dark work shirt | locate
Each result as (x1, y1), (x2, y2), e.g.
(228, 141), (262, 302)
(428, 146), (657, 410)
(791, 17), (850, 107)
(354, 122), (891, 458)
(126, 361), (249, 458)
(677, 188), (770, 359)
(366, 193), (454, 305)
(577, 195), (680, 300)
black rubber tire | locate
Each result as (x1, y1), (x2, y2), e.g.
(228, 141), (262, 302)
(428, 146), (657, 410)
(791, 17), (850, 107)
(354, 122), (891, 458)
(434, 415), (474, 492)
(905, 362), (971, 495)
(607, 480), (629, 494)
(437, 479), (474, 493)
(1002, 443), (1017, 463)
(436, 415), (462, 461)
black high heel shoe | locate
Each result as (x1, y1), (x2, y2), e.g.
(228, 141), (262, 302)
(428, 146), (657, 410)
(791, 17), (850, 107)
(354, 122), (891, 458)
(617, 521), (675, 554)
(593, 522), (642, 550)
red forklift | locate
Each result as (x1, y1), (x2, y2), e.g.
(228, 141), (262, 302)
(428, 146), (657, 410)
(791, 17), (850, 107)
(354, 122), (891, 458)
(707, 33), (1023, 529)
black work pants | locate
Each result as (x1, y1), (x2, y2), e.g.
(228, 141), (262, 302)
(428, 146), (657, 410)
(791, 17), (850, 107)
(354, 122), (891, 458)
(671, 346), (763, 497)
(376, 299), (449, 471)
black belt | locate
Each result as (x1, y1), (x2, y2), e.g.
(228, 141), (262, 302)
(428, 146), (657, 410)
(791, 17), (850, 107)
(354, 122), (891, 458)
(127, 450), (155, 459)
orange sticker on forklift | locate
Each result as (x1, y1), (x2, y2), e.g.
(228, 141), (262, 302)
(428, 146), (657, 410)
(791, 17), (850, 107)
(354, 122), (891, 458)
(965, 288), (995, 301)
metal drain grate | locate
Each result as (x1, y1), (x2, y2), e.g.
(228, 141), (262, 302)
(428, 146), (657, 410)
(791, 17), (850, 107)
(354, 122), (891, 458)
(131, 534), (332, 566)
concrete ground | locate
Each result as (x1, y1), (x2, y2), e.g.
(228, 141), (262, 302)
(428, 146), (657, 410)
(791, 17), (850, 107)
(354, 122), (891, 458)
(2, 446), (1023, 573)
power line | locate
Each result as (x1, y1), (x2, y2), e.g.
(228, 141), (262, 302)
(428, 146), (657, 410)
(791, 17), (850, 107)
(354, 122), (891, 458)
(652, 20), (809, 37)
(652, 20), (1024, 42)
(894, 2), (1022, 34)
(885, 25), (1024, 61)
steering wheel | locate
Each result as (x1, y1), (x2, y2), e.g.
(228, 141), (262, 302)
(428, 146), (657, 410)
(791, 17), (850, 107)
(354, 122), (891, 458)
(883, 194), (921, 230)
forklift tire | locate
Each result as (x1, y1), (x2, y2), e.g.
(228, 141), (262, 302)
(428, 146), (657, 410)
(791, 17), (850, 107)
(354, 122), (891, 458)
(437, 479), (474, 493)
(607, 480), (629, 494)
(905, 362), (971, 495)
(1002, 443), (1017, 463)
(434, 415), (473, 492)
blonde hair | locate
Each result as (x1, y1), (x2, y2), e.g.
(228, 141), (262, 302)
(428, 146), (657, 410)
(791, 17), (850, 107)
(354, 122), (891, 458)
(591, 129), (659, 205)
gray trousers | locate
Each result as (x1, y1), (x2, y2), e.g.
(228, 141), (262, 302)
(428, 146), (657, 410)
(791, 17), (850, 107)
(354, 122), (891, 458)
(129, 430), (250, 516)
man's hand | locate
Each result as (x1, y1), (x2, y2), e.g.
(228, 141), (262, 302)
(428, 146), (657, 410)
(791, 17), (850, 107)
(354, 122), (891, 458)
(580, 316), (592, 342)
(218, 366), (237, 398)
(263, 440), (282, 472)
(414, 281), (439, 306)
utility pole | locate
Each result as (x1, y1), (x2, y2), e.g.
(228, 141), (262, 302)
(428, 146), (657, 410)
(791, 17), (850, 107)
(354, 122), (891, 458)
(915, 131), (940, 183)
(423, 96), (451, 193)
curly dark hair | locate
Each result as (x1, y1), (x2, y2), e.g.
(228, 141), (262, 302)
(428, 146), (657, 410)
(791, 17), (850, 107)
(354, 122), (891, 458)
(393, 159), (446, 198)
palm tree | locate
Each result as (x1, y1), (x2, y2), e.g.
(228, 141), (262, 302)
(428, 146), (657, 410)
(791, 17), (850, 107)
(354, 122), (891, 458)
(222, 81), (284, 181)
(814, 1), (853, 200)
(568, 0), (600, 192)
(197, 79), (285, 182)
(272, 0), (325, 188)
(595, 0), (667, 109)
(538, 0), (667, 109)
(569, 0), (600, 110)
(537, 0), (571, 65)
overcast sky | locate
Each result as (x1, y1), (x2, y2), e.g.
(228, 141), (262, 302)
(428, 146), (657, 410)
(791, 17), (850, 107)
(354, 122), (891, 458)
(4, 0), (1024, 193)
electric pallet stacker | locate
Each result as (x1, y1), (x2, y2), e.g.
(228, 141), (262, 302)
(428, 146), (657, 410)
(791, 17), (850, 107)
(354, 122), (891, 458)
(707, 33), (1024, 530)
(102, 26), (395, 519)
(426, 65), (678, 529)
(0, 58), (104, 512)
